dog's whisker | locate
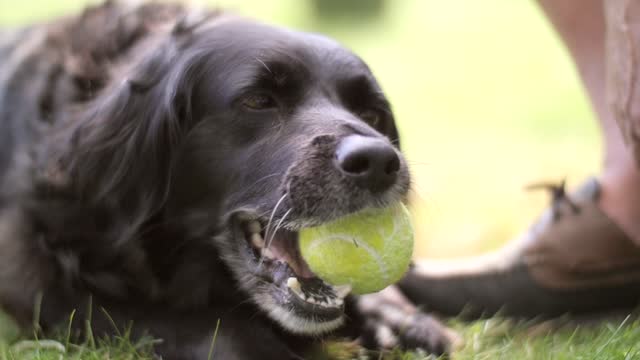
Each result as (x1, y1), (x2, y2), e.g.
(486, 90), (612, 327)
(260, 193), (288, 266)
(263, 193), (287, 242)
(265, 208), (292, 251)
(249, 173), (280, 189)
(253, 56), (274, 76)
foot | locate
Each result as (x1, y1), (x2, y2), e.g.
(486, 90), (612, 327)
(398, 178), (640, 319)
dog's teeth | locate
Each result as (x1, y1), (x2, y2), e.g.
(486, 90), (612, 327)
(251, 233), (265, 248)
(287, 278), (346, 308)
(262, 248), (275, 259)
(286, 277), (301, 291)
(248, 221), (262, 234)
(235, 213), (253, 222)
(333, 284), (352, 299)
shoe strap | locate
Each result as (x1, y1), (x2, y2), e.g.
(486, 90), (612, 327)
(525, 177), (600, 222)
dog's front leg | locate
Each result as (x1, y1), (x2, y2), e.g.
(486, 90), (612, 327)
(343, 285), (461, 356)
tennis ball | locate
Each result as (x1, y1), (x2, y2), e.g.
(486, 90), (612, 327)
(298, 203), (414, 295)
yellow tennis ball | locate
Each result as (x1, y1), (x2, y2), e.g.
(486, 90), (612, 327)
(299, 203), (414, 295)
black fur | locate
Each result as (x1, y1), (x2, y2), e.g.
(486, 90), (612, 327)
(0, 2), (454, 359)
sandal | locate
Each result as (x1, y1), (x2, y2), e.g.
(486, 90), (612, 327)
(398, 178), (640, 318)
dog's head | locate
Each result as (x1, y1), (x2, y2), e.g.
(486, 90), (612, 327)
(61, 14), (410, 335)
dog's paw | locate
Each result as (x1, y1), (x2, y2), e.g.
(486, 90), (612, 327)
(355, 286), (462, 356)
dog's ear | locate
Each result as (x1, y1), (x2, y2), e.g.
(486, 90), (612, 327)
(60, 40), (198, 220)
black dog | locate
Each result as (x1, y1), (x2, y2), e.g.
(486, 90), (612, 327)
(0, 2), (456, 359)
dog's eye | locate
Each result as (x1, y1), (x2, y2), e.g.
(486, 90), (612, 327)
(241, 94), (277, 110)
(359, 110), (382, 128)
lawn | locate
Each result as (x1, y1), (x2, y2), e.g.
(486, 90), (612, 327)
(0, 0), (633, 359)
(3, 313), (640, 359)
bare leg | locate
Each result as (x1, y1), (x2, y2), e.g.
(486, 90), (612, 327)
(538, 0), (640, 244)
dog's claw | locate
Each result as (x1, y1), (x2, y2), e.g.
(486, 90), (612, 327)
(354, 286), (462, 356)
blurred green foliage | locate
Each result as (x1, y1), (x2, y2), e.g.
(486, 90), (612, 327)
(0, 0), (599, 258)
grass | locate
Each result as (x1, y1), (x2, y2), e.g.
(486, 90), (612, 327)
(3, 312), (640, 359)
(0, 0), (633, 359)
(1, 337), (158, 360)
(0, 311), (158, 360)
(450, 316), (640, 360)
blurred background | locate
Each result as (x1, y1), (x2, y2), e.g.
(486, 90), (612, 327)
(0, 0), (600, 259)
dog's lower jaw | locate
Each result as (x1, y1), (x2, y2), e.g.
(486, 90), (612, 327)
(254, 292), (346, 335)
(213, 218), (350, 336)
(227, 265), (347, 335)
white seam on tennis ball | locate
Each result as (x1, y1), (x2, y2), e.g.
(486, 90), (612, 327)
(377, 211), (406, 254)
(378, 213), (397, 241)
(305, 234), (390, 282)
(378, 205), (407, 242)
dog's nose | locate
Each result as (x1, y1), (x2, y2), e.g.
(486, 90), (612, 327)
(335, 135), (400, 193)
